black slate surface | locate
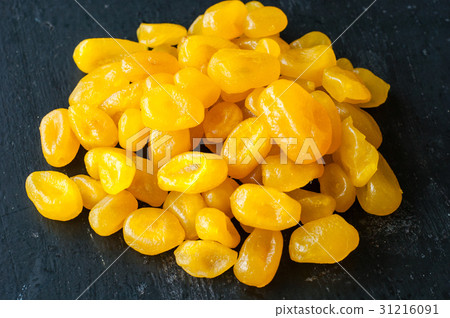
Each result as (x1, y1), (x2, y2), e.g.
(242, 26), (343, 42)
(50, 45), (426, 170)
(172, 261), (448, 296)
(0, 0), (449, 300)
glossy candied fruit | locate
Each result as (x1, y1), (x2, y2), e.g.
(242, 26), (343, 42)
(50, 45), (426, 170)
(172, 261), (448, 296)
(89, 190), (138, 236)
(234, 228), (282, 287)
(178, 35), (238, 72)
(310, 90), (342, 154)
(332, 117), (379, 187)
(124, 208), (185, 255)
(174, 240), (237, 278)
(222, 118), (272, 179)
(319, 162), (356, 212)
(322, 65), (371, 104)
(25, 171), (83, 221)
(201, 177), (239, 218)
(68, 104), (118, 150)
(137, 23), (187, 47)
(71, 174), (107, 210)
(230, 184), (301, 230)
(158, 152), (228, 193)
(202, 0), (248, 40)
(128, 160), (168, 207)
(98, 149), (136, 195)
(356, 153), (402, 216)
(244, 6), (288, 38)
(40, 108), (80, 167)
(73, 38), (147, 73)
(279, 45), (336, 85)
(207, 48), (280, 94)
(290, 31), (331, 49)
(203, 101), (243, 141)
(118, 109), (146, 151)
(335, 102), (382, 148)
(289, 214), (359, 263)
(353, 68), (390, 108)
(195, 207), (241, 248)
(288, 189), (336, 224)
(258, 79), (332, 163)
(163, 191), (206, 240)
(141, 84), (205, 131)
(262, 154), (324, 192)
(174, 67), (221, 108)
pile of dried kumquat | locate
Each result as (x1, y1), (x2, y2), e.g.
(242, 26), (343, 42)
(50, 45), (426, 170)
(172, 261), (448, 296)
(26, 0), (402, 287)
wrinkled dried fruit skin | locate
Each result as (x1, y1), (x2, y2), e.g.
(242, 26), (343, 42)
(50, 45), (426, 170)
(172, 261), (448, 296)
(208, 48), (280, 94)
(99, 81), (143, 118)
(84, 147), (126, 180)
(137, 23), (187, 47)
(262, 155), (324, 192)
(195, 208), (240, 248)
(288, 189), (336, 224)
(174, 67), (221, 108)
(353, 68), (390, 108)
(120, 51), (180, 82)
(98, 149), (136, 195)
(335, 102), (382, 148)
(333, 117), (379, 187)
(174, 240), (237, 278)
(310, 90), (342, 154)
(71, 174), (107, 210)
(163, 191), (206, 240)
(322, 66), (371, 104)
(356, 154), (402, 216)
(118, 109), (146, 151)
(289, 214), (359, 263)
(148, 128), (192, 169)
(258, 80), (332, 163)
(203, 102), (243, 141)
(124, 208), (185, 255)
(222, 118), (272, 179)
(73, 38), (147, 73)
(141, 84), (205, 131)
(244, 6), (288, 38)
(202, 1), (247, 40)
(178, 35), (238, 72)
(231, 184), (301, 230)
(279, 45), (336, 85)
(234, 229), (282, 287)
(40, 108), (80, 167)
(319, 163), (356, 212)
(25, 171), (83, 221)
(128, 160), (168, 207)
(202, 177), (239, 218)
(158, 152), (228, 193)
(68, 104), (118, 150)
(290, 31), (331, 49)
(69, 62), (130, 107)
(89, 190), (138, 236)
